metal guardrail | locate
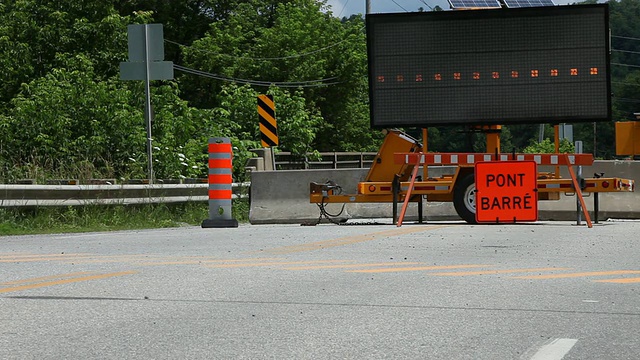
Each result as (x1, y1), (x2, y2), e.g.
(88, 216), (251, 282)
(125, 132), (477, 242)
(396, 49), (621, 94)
(275, 152), (377, 170)
(0, 183), (250, 207)
(245, 150), (377, 172)
(2, 151), (377, 207)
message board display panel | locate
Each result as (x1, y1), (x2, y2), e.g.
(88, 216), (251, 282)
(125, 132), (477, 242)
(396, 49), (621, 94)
(366, 5), (611, 128)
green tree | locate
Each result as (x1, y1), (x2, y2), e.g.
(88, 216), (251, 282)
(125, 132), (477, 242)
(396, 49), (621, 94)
(0, 0), (141, 106)
(522, 138), (575, 154)
(178, 0), (378, 151)
(0, 55), (144, 181)
(211, 83), (323, 179)
(0, 54), (225, 182)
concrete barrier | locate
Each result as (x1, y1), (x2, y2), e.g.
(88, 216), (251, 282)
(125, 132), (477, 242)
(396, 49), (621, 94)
(249, 160), (639, 224)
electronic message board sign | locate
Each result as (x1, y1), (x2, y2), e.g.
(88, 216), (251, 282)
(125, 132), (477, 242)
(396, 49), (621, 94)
(366, 5), (611, 128)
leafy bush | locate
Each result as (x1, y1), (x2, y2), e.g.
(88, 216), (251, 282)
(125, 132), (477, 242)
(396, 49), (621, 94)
(522, 138), (575, 154)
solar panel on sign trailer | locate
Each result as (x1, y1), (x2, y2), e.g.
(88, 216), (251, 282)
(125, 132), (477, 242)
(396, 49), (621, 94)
(503, 0), (555, 8)
(448, 0), (502, 9)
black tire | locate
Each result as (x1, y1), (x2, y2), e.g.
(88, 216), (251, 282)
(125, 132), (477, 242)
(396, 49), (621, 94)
(453, 173), (478, 224)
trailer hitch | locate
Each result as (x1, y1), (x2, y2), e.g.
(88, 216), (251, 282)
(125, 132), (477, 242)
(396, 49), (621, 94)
(310, 180), (343, 197)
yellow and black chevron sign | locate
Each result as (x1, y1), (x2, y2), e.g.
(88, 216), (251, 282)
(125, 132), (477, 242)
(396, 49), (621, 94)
(257, 94), (278, 147)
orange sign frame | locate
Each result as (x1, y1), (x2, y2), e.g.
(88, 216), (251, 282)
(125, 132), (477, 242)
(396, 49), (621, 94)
(475, 161), (538, 223)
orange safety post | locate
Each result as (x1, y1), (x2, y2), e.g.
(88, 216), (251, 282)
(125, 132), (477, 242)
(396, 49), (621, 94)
(485, 125), (501, 154)
(202, 137), (238, 228)
(554, 125), (561, 178)
(397, 156), (422, 227)
(422, 128), (428, 181)
(564, 154), (592, 228)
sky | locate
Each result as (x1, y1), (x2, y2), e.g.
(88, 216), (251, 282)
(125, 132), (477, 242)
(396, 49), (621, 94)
(325, 0), (581, 17)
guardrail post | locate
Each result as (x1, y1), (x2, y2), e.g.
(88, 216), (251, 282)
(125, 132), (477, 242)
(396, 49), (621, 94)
(202, 137), (238, 228)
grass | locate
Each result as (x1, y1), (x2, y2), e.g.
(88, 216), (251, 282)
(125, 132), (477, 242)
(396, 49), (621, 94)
(0, 199), (250, 236)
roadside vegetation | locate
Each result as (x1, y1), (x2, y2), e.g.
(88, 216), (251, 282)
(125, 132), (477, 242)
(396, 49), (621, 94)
(0, 199), (249, 236)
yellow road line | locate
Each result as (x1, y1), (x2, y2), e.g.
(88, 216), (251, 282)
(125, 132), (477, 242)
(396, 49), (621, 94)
(0, 254), (94, 263)
(0, 254), (204, 262)
(284, 262), (424, 270)
(429, 267), (571, 276)
(141, 258), (285, 266)
(1, 272), (96, 286)
(347, 264), (491, 273)
(0, 271), (138, 294)
(514, 270), (640, 280)
(62, 259), (145, 264)
(0, 257), (96, 263)
(595, 277), (640, 284)
(65, 255), (232, 264)
(0, 253), (92, 259)
(257, 225), (451, 255)
(205, 260), (353, 269)
(95, 254), (170, 258)
(94, 255), (216, 260)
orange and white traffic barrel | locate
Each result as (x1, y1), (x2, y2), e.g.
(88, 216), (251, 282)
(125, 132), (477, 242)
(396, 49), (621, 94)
(201, 137), (238, 228)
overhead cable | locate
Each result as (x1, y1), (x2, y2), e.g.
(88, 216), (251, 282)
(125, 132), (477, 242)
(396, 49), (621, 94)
(173, 64), (341, 88)
(612, 35), (640, 41)
(613, 49), (640, 55)
(613, 81), (640, 87)
(613, 97), (640, 104)
(391, 0), (409, 11)
(612, 62), (640, 69)
(165, 38), (350, 61)
(338, 0), (351, 17)
(418, 0), (435, 11)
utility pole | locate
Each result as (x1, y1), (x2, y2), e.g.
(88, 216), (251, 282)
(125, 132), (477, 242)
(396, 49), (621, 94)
(120, 24), (173, 184)
(143, 25), (154, 184)
(366, 0), (371, 15)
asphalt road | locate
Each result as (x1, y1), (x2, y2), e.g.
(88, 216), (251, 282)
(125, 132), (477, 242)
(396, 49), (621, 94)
(1, 220), (639, 359)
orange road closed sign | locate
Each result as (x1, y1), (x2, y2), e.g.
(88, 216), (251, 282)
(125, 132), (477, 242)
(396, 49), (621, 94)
(475, 161), (538, 223)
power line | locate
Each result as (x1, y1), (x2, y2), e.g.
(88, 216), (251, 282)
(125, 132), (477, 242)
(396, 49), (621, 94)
(391, 0), (409, 12)
(613, 49), (640, 55)
(173, 64), (341, 88)
(165, 38), (350, 61)
(168, 37), (640, 85)
(613, 81), (640, 87)
(613, 97), (640, 104)
(174, 64), (339, 86)
(338, 0), (351, 17)
(167, 38), (637, 63)
(612, 62), (640, 69)
(418, 0), (434, 11)
(612, 35), (640, 42)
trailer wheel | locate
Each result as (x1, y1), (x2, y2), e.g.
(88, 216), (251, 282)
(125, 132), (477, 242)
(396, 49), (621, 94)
(453, 173), (477, 224)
